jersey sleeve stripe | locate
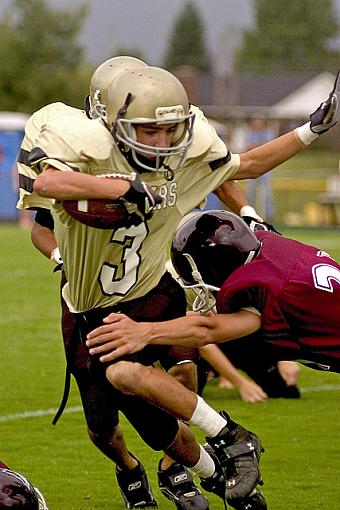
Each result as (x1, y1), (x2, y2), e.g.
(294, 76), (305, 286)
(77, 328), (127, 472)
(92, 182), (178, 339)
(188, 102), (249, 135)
(18, 173), (34, 193)
(209, 152), (231, 171)
(17, 148), (30, 165)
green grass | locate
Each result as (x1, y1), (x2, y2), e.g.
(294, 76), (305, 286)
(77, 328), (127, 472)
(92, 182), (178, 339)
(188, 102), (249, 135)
(1, 224), (340, 509)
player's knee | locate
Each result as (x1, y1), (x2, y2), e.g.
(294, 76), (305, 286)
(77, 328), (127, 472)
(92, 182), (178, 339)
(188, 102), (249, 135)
(88, 426), (124, 459)
(106, 360), (148, 395)
(168, 361), (198, 392)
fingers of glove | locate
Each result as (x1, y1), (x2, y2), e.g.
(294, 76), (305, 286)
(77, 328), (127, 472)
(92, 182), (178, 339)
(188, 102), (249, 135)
(242, 216), (266, 230)
(310, 71), (340, 133)
(124, 171), (162, 216)
(141, 181), (163, 208)
(325, 94), (339, 124)
(242, 216), (281, 235)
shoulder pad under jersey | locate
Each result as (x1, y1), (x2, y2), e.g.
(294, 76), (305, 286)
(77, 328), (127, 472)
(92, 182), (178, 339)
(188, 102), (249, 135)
(36, 117), (114, 163)
(186, 114), (227, 159)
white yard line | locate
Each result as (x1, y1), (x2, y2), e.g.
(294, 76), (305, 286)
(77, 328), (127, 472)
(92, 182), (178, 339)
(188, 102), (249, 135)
(300, 383), (340, 393)
(0, 384), (340, 423)
(0, 406), (83, 423)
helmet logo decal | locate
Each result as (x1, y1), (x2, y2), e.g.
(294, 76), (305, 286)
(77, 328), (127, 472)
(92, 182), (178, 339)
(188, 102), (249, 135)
(156, 105), (185, 121)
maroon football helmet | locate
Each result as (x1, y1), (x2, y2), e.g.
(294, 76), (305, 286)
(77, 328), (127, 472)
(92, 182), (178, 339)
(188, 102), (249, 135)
(0, 466), (48, 509)
(171, 210), (261, 311)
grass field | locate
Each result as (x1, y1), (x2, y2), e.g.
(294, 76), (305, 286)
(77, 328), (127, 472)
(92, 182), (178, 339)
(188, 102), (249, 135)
(1, 224), (340, 509)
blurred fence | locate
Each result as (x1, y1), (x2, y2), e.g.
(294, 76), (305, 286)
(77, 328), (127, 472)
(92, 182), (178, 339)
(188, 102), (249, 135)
(238, 175), (340, 227)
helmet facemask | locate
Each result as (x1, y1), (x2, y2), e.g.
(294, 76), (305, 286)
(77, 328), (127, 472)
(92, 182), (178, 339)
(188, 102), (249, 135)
(177, 253), (219, 314)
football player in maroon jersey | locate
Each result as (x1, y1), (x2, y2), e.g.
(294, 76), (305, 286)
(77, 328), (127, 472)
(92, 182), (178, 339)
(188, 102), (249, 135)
(91, 210), (340, 373)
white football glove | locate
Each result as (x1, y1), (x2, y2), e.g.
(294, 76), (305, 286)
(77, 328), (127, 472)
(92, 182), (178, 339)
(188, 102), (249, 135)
(50, 247), (63, 265)
(296, 70), (340, 145)
(310, 70), (340, 133)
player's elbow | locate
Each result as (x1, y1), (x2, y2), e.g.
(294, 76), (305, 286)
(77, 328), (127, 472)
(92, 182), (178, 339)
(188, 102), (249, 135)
(33, 173), (55, 197)
(234, 155), (258, 180)
(194, 327), (220, 347)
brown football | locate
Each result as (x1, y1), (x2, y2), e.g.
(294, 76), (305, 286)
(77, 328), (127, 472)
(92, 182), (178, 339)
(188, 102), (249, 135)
(62, 198), (129, 229)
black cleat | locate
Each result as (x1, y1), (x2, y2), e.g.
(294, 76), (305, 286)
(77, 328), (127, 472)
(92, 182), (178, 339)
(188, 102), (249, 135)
(205, 411), (264, 501)
(158, 460), (209, 510)
(116, 459), (158, 508)
(229, 487), (267, 510)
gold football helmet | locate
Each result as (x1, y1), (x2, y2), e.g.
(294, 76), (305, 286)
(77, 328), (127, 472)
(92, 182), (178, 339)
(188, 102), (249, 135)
(88, 56), (147, 119)
(104, 66), (195, 172)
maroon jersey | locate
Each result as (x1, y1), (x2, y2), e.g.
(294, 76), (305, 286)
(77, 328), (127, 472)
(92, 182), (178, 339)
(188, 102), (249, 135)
(216, 231), (340, 369)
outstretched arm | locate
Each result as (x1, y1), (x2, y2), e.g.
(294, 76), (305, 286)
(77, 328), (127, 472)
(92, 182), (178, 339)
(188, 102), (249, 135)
(86, 309), (261, 362)
(199, 344), (268, 403)
(236, 130), (303, 180)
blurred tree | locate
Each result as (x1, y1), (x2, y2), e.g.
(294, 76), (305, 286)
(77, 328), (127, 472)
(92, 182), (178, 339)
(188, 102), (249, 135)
(163, 1), (211, 71)
(0, 0), (92, 113)
(237, 0), (340, 72)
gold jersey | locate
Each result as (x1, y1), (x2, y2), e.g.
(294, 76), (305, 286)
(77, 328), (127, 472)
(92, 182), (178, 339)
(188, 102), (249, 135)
(29, 106), (240, 312)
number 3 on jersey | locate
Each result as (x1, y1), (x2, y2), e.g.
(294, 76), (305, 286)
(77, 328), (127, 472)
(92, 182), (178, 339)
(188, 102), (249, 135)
(99, 222), (148, 296)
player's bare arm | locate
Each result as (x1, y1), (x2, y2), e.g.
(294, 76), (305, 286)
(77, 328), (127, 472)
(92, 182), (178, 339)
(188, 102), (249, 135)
(199, 344), (268, 403)
(214, 180), (251, 214)
(31, 220), (57, 258)
(235, 130), (302, 180)
(214, 180), (270, 228)
(86, 309), (261, 362)
(33, 166), (131, 200)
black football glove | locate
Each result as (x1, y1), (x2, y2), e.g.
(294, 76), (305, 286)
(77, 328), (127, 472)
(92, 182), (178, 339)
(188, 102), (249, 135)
(310, 70), (340, 134)
(123, 171), (163, 220)
(242, 215), (281, 234)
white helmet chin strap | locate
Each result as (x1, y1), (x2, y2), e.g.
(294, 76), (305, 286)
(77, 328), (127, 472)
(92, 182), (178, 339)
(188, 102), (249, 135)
(176, 246), (260, 314)
(175, 253), (220, 314)
(244, 248), (258, 264)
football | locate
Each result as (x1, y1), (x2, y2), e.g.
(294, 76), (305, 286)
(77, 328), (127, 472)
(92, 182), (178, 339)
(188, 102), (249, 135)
(62, 198), (129, 229)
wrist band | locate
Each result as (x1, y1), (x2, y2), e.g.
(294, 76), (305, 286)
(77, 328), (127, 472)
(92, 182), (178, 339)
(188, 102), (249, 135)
(240, 205), (263, 222)
(50, 247), (62, 265)
(294, 122), (319, 146)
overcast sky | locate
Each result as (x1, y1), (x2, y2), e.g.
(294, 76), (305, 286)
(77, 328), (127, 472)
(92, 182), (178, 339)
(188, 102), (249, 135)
(1, 0), (340, 67)
(0, 0), (253, 66)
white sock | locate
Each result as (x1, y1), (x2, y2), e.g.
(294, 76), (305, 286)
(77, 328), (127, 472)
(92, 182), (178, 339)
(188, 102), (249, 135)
(188, 396), (227, 437)
(190, 444), (215, 478)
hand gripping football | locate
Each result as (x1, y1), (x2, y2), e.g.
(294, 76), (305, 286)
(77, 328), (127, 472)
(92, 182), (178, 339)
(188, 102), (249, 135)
(62, 198), (129, 229)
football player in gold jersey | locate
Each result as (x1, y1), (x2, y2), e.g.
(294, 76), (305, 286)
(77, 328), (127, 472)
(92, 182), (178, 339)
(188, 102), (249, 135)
(17, 57), (254, 509)
(27, 65), (338, 509)
(18, 59), (273, 509)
